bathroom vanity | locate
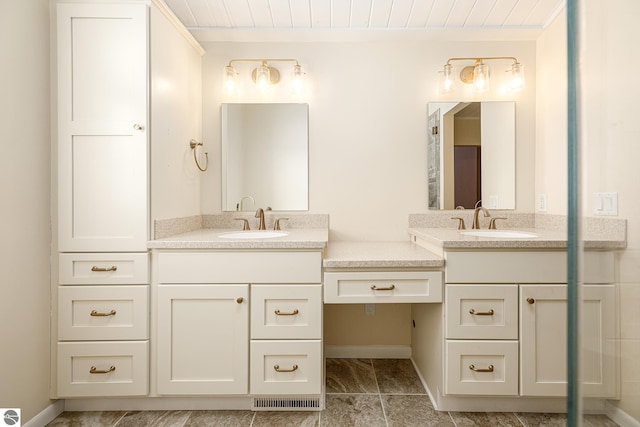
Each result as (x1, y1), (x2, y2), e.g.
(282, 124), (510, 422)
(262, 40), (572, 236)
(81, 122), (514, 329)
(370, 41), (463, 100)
(407, 226), (623, 412)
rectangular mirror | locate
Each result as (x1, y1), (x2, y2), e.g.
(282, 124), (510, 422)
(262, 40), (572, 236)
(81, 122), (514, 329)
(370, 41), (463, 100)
(427, 101), (515, 210)
(222, 103), (309, 211)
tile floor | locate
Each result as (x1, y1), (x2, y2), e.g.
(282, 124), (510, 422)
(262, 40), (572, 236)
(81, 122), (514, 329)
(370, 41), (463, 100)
(47, 358), (619, 427)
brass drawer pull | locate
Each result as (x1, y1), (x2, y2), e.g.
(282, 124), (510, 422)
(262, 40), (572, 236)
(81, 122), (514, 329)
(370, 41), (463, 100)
(91, 266), (117, 272)
(236, 297), (244, 304)
(527, 298), (535, 304)
(275, 309), (299, 316)
(90, 310), (117, 317)
(274, 364), (298, 373)
(469, 308), (495, 316)
(469, 364), (494, 373)
(90, 365), (116, 374)
(370, 284), (395, 291)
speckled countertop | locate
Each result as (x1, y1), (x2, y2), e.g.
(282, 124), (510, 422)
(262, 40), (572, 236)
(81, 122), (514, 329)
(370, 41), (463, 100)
(409, 227), (626, 255)
(323, 241), (444, 269)
(148, 228), (329, 249)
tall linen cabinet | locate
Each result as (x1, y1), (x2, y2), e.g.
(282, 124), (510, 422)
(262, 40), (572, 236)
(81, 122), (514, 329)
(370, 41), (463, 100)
(52, 0), (203, 398)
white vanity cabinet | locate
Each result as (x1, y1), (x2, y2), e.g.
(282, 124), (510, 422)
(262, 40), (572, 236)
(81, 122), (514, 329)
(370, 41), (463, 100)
(56, 2), (148, 252)
(157, 284), (249, 394)
(53, 0), (203, 399)
(442, 250), (617, 400)
(154, 250), (324, 402)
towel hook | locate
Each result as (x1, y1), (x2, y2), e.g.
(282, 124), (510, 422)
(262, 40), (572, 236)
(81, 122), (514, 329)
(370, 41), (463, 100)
(189, 139), (208, 172)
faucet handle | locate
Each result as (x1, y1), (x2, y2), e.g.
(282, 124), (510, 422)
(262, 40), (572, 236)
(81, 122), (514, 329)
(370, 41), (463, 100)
(274, 218), (289, 230)
(450, 217), (466, 230)
(488, 217), (507, 230)
(234, 218), (251, 231)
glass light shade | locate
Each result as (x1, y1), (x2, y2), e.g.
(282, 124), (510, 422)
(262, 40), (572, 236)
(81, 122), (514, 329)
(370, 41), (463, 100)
(441, 63), (454, 93)
(255, 64), (271, 89)
(223, 65), (236, 93)
(292, 64), (303, 91)
(473, 63), (490, 92)
(510, 62), (525, 91)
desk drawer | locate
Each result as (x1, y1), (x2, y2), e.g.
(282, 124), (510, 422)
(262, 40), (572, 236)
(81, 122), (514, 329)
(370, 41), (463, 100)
(445, 340), (518, 396)
(445, 284), (518, 339)
(250, 340), (322, 395)
(58, 286), (148, 341)
(323, 271), (442, 303)
(57, 341), (148, 397)
(59, 253), (148, 285)
(251, 285), (322, 339)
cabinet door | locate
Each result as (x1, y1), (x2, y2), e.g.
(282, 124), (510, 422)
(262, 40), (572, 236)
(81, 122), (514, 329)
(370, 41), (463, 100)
(157, 285), (249, 395)
(520, 285), (616, 397)
(57, 4), (148, 252)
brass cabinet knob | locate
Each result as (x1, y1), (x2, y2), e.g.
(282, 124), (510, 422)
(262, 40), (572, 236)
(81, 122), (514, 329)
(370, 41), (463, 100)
(527, 297), (535, 304)
(236, 297), (244, 304)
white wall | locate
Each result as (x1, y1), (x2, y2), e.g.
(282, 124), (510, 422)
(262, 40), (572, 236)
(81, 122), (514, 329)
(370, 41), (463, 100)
(0, 0), (54, 423)
(150, 5), (203, 222)
(580, 1), (640, 420)
(535, 9), (568, 215)
(201, 39), (536, 241)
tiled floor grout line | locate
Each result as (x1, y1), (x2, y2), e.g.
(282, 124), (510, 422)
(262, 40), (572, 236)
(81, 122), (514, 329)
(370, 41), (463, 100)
(369, 359), (390, 427)
(447, 411), (459, 427)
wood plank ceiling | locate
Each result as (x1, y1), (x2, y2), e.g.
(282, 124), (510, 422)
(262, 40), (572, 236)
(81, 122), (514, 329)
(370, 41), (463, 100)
(164, 0), (565, 31)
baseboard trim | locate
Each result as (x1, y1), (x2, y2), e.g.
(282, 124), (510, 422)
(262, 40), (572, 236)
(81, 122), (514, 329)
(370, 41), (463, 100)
(23, 400), (64, 427)
(324, 345), (411, 359)
(605, 401), (640, 427)
(63, 397), (252, 412)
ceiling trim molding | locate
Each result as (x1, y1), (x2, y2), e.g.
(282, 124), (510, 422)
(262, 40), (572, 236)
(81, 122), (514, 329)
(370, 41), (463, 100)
(190, 27), (545, 44)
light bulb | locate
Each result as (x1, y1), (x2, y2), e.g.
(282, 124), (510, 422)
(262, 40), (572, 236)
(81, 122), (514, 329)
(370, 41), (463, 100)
(473, 63), (490, 93)
(223, 65), (236, 93)
(510, 62), (525, 91)
(255, 64), (270, 90)
(292, 64), (303, 91)
(441, 63), (454, 93)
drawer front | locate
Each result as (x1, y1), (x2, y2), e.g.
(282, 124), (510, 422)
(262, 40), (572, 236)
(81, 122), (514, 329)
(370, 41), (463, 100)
(323, 271), (442, 303)
(57, 341), (149, 397)
(58, 286), (148, 341)
(157, 251), (322, 284)
(445, 340), (518, 396)
(251, 285), (322, 339)
(445, 251), (566, 283)
(59, 253), (149, 285)
(445, 284), (518, 339)
(250, 340), (322, 395)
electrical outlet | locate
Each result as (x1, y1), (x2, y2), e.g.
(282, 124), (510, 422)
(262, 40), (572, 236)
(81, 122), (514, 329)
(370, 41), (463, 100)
(364, 304), (375, 316)
(538, 194), (547, 212)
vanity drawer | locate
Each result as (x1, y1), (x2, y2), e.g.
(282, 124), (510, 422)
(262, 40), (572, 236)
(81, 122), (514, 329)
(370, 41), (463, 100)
(57, 341), (149, 397)
(58, 286), (148, 341)
(445, 340), (518, 396)
(445, 284), (518, 339)
(323, 271), (442, 303)
(251, 285), (322, 339)
(157, 251), (322, 284)
(59, 253), (149, 285)
(250, 340), (322, 395)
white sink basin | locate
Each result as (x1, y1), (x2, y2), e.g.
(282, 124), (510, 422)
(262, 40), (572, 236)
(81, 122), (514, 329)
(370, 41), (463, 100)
(218, 231), (289, 239)
(460, 230), (538, 239)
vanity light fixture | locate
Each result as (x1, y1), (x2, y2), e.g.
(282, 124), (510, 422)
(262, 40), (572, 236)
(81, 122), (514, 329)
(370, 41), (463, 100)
(223, 59), (304, 93)
(440, 57), (525, 93)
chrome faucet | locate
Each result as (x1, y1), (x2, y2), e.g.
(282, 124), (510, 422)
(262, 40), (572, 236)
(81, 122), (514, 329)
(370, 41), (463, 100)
(472, 205), (491, 229)
(255, 208), (266, 230)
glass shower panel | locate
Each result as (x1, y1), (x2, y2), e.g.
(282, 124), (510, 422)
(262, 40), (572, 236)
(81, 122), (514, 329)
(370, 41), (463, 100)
(572, 1), (640, 426)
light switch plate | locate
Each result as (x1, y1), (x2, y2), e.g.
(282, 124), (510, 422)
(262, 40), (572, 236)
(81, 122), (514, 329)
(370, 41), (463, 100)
(594, 192), (618, 216)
